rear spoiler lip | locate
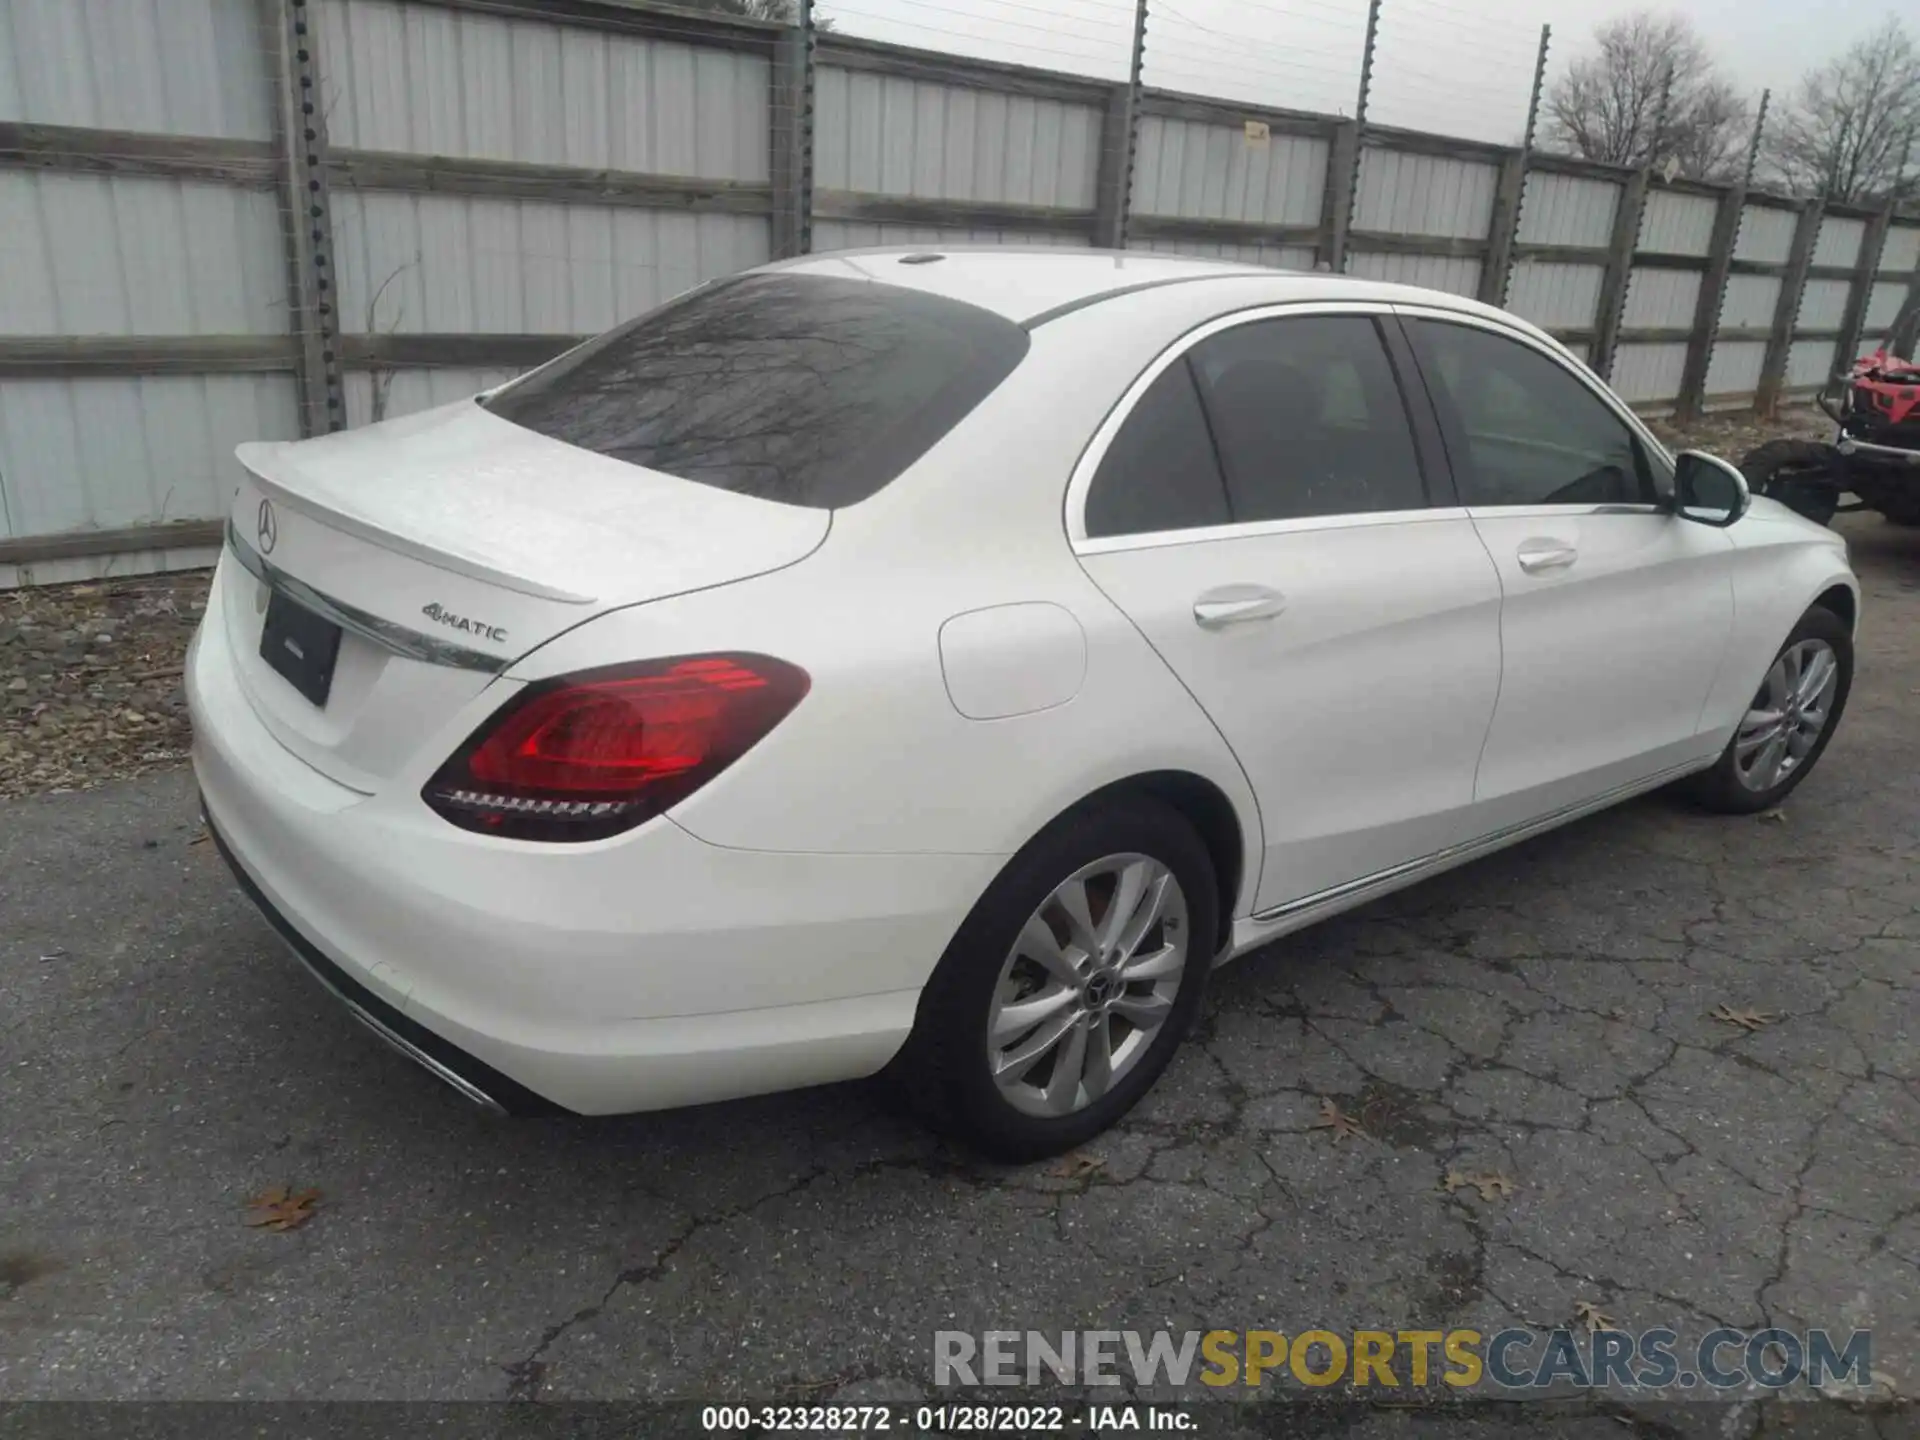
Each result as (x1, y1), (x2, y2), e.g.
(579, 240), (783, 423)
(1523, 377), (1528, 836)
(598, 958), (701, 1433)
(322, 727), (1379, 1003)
(235, 441), (598, 606)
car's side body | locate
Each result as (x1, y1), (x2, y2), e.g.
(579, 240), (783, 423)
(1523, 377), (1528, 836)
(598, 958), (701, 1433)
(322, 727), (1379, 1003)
(188, 250), (1858, 1119)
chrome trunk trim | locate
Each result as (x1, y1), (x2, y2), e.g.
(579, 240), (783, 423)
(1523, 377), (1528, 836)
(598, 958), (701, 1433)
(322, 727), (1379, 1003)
(226, 520), (510, 674)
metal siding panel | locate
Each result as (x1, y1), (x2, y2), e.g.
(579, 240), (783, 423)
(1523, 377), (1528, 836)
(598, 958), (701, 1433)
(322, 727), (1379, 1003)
(1354, 148), (1496, 238)
(1704, 340), (1765, 398)
(0, 374), (298, 538)
(1812, 215), (1865, 270)
(1135, 237), (1314, 269)
(1880, 225), (1920, 274)
(1346, 251), (1481, 296)
(1505, 261), (1603, 330)
(1622, 267), (1701, 329)
(1516, 171), (1617, 248)
(812, 220), (1087, 251)
(1787, 338), (1836, 388)
(1132, 117), (1327, 224)
(0, 172), (285, 335)
(318, 0), (769, 179)
(1719, 273), (1781, 331)
(1865, 280), (1907, 331)
(1796, 278), (1853, 331)
(1638, 190), (1719, 256)
(344, 366), (520, 428)
(1733, 205), (1798, 265)
(332, 192), (768, 335)
(0, 0), (271, 138)
(1609, 342), (1687, 402)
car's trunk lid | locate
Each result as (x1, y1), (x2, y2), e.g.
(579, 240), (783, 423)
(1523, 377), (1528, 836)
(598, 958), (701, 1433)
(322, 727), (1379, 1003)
(218, 399), (829, 793)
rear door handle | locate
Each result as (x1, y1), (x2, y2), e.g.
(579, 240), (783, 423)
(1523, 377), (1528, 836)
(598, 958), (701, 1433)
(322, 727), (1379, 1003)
(1193, 584), (1287, 628)
(1516, 540), (1578, 573)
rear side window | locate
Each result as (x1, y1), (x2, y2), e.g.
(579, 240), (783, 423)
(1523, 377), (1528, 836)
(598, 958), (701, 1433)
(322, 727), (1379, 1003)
(485, 273), (1030, 508)
(1186, 315), (1427, 522)
(1084, 359), (1232, 538)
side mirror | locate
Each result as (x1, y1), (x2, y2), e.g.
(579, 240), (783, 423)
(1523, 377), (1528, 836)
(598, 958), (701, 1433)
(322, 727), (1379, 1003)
(1672, 450), (1751, 528)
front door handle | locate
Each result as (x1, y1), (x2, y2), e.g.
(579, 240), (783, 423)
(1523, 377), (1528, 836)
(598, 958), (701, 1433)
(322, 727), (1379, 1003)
(1516, 540), (1578, 573)
(1193, 585), (1287, 628)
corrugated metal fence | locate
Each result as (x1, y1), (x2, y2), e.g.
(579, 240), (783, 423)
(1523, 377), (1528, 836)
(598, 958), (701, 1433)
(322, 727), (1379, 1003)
(3, 0), (1916, 583)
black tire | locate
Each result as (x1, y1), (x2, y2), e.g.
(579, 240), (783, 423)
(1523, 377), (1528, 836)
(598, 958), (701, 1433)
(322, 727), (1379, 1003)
(1680, 605), (1853, 814)
(1740, 439), (1841, 527)
(887, 793), (1217, 1161)
(1872, 492), (1920, 526)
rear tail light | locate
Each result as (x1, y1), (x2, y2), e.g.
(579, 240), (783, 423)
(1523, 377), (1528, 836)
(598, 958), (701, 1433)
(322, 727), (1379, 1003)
(423, 654), (809, 842)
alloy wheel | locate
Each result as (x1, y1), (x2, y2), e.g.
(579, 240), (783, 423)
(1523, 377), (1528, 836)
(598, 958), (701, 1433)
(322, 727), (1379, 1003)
(985, 853), (1190, 1118)
(1734, 638), (1840, 792)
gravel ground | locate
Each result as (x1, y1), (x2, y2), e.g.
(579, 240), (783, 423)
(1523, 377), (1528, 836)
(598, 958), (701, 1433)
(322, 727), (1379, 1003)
(0, 407), (1842, 804)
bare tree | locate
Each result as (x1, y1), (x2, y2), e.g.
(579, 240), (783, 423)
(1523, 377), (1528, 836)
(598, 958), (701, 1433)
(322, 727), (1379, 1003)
(1545, 11), (1751, 179)
(673, 0), (830, 25)
(1766, 19), (1920, 203)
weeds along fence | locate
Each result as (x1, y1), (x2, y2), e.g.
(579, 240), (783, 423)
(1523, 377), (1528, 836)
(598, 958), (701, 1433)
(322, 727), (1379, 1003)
(2, 0), (1915, 584)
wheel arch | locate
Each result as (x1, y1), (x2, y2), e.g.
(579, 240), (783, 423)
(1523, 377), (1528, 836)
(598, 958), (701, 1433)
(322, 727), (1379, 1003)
(1065, 769), (1252, 957)
(1811, 581), (1857, 635)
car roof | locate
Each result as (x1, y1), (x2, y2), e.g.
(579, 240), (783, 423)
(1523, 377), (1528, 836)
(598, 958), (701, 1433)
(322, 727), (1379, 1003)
(761, 245), (1518, 331)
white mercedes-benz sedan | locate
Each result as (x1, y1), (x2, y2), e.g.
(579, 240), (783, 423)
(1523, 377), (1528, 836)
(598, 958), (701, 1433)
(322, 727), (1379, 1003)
(189, 249), (1859, 1158)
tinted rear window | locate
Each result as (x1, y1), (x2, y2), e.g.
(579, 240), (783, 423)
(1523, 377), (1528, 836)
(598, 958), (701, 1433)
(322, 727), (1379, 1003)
(484, 273), (1029, 508)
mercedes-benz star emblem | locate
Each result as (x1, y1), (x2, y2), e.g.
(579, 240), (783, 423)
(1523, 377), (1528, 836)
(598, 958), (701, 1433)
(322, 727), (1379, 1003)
(257, 497), (278, 555)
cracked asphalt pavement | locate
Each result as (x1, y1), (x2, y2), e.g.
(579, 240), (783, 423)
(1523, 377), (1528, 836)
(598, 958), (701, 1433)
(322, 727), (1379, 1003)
(2, 516), (1917, 1436)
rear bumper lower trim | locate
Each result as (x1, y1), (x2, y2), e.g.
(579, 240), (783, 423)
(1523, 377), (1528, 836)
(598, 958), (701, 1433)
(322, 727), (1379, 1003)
(204, 804), (570, 1118)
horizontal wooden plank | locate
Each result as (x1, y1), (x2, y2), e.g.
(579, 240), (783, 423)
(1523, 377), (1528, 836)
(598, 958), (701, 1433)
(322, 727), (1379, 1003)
(0, 520), (223, 566)
(1728, 258), (1789, 277)
(0, 121), (276, 186)
(1630, 252), (1710, 271)
(1525, 152), (1633, 186)
(1512, 243), (1610, 266)
(1617, 327), (1695, 344)
(1126, 214), (1321, 248)
(330, 149), (774, 213)
(1789, 329), (1846, 342)
(0, 336), (295, 377)
(1713, 327), (1777, 344)
(817, 34), (1109, 106)
(1347, 230), (1489, 259)
(402, 0), (779, 53)
(1136, 89), (1338, 140)
(811, 188), (1095, 235)
(339, 333), (585, 368)
(1363, 125), (1511, 166)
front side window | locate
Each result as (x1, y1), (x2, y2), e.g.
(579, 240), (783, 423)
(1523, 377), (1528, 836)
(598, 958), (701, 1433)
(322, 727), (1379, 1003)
(1409, 319), (1654, 508)
(1186, 315), (1428, 522)
(485, 273), (1030, 508)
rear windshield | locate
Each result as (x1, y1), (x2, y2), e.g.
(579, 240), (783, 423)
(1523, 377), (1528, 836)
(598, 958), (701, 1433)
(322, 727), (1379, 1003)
(484, 272), (1030, 508)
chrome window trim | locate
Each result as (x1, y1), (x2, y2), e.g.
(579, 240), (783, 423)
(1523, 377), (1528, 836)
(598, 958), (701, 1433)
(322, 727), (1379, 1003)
(1076, 505), (1473, 556)
(226, 520), (510, 675)
(1064, 300), (1406, 552)
(1387, 303), (1680, 489)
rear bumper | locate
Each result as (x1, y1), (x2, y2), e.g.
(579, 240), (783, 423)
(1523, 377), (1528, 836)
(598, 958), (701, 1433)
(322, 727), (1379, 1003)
(186, 586), (999, 1116)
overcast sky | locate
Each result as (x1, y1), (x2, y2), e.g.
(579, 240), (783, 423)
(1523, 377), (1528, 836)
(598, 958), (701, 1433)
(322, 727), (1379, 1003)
(818, 0), (1908, 146)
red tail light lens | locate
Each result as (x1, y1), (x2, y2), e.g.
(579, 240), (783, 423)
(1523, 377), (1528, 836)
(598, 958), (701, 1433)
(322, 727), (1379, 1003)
(423, 654), (809, 841)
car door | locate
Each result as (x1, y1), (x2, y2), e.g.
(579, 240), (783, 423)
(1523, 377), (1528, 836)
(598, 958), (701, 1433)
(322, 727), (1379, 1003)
(1399, 311), (1736, 826)
(1070, 305), (1506, 913)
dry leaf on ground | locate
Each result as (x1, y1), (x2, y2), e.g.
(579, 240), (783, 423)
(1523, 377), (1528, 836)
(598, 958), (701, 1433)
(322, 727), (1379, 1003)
(1313, 1098), (1367, 1143)
(1710, 1004), (1779, 1032)
(1046, 1152), (1104, 1180)
(1442, 1169), (1515, 1201)
(244, 1185), (321, 1232)
(1574, 1300), (1617, 1333)
(1758, 809), (1788, 825)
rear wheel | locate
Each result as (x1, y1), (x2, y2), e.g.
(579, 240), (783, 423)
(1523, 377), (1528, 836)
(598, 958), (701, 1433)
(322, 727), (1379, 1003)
(1681, 605), (1852, 814)
(1740, 439), (1841, 527)
(1870, 490), (1920, 526)
(889, 794), (1216, 1160)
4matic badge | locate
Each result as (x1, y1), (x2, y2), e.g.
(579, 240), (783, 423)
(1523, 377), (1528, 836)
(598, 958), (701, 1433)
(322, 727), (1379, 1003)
(421, 602), (508, 645)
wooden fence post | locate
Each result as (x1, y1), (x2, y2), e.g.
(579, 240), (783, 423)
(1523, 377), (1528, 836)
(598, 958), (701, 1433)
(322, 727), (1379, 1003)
(1677, 183), (1745, 420)
(1756, 198), (1823, 414)
(1591, 170), (1650, 381)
